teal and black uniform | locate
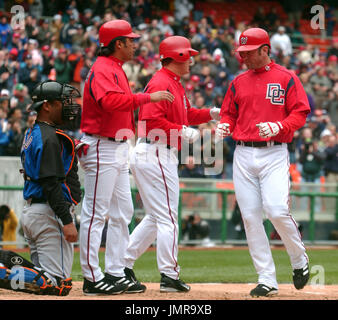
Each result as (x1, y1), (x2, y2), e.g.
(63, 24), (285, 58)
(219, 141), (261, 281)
(21, 121), (81, 225)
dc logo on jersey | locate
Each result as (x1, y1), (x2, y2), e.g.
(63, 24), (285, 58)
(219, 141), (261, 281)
(266, 83), (285, 105)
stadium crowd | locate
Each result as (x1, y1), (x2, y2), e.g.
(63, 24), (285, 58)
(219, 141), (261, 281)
(0, 0), (337, 185)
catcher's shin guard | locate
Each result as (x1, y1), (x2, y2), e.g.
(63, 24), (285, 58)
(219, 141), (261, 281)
(0, 265), (72, 296)
(0, 266), (12, 290)
(0, 250), (73, 296)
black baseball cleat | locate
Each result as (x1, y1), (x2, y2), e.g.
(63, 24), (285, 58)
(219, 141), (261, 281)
(82, 274), (131, 296)
(160, 273), (191, 292)
(250, 284), (278, 297)
(293, 263), (309, 290)
(124, 267), (147, 293)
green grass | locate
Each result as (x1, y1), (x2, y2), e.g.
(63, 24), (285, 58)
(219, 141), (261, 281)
(19, 248), (338, 285)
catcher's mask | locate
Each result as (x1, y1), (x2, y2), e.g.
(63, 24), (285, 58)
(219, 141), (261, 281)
(30, 80), (82, 129)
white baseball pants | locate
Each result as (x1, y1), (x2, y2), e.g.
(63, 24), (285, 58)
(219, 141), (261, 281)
(125, 142), (181, 279)
(233, 143), (308, 289)
(79, 134), (133, 282)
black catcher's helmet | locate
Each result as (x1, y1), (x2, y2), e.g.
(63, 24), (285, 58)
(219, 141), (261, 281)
(30, 80), (82, 129)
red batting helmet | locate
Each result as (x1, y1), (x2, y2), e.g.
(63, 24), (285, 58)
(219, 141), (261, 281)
(236, 28), (271, 52)
(99, 19), (140, 47)
(159, 36), (198, 62)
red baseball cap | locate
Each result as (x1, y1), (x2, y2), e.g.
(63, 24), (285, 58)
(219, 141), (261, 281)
(191, 75), (200, 82)
(236, 28), (271, 52)
(186, 83), (194, 91)
(9, 48), (18, 56)
(99, 20), (140, 47)
(328, 55), (337, 62)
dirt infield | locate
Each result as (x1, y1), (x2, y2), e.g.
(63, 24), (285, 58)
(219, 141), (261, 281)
(1, 282), (338, 300)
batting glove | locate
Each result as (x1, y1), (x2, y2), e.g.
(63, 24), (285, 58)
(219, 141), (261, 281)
(75, 139), (89, 157)
(181, 125), (200, 142)
(256, 122), (283, 138)
(215, 123), (231, 140)
(209, 107), (221, 121)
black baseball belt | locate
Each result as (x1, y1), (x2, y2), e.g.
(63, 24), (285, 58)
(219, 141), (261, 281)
(237, 141), (282, 148)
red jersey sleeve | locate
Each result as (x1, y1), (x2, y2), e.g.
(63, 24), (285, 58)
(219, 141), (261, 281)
(187, 98), (212, 125)
(279, 75), (310, 134)
(220, 81), (238, 132)
(93, 69), (150, 113)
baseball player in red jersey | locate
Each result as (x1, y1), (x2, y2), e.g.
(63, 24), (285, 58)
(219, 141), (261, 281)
(78, 20), (174, 296)
(124, 36), (221, 292)
(216, 28), (310, 297)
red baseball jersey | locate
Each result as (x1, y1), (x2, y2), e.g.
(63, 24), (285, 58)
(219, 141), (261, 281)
(81, 56), (150, 139)
(138, 67), (212, 150)
(220, 61), (310, 143)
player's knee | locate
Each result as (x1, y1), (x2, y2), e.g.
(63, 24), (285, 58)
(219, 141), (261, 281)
(240, 208), (263, 229)
(263, 204), (289, 222)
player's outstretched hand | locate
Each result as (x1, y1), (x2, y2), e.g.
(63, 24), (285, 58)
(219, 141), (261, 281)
(75, 139), (89, 157)
(210, 107), (221, 120)
(256, 122), (283, 138)
(181, 125), (200, 142)
(150, 91), (175, 103)
(215, 123), (231, 139)
(63, 223), (78, 243)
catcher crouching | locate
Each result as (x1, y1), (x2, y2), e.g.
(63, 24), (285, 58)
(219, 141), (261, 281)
(0, 80), (82, 296)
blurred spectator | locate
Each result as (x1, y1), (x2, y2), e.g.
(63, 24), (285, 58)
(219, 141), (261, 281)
(23, 110), (37, 132)
(18, 54), (42, 94)
(181, 212), (211, 245)
(8, 107), (24, 127)
(0, 204), (18, 249)
(251, 6), (267, 29)
(0, 52), (10, 90)
(29, 0), (43, 18)
(299, 139), (325, 183)
(179, 155), (205, 178)
(54, 48), (73, 83)
(25, 15), (40, 40)
(60, 15), (80, 49)
(318, 128), (332, 152)
(327, 38), (338, 58)
(10, 83), (32, 115)
(0, 88), (9, 113)
(0, 16), (11, 49)
(323, 135), (338, 211)
(174, 0), (193, 22)
(310, 67), (332, 107)
(51, 14), (64, 49)
(36, 19), (53, 47)
(270, 26), (293, 58)
(299, 72), (316, 115)
(0, 104), (11, 155)
(41, 45), (54, 81)
(6, 118), (24, 156)
(203, 82), (217, 105)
